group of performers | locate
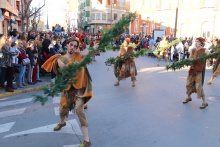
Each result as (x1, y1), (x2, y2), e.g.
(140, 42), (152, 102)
(40, 34), (220, 146)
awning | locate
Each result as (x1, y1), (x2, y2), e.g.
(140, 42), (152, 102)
(82, 22), (90, 27)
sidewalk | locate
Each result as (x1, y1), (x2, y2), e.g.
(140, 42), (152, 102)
(0, 74), (51, 98)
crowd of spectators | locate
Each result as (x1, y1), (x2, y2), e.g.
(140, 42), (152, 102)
(1, 29), (218, 92)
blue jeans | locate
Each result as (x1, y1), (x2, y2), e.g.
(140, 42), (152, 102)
(18, 65), (26, 84)
(37, 65), (40, 80)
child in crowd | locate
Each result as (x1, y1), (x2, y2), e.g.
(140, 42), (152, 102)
(32, 50), (39, 83)
(10, 42), (20, 64)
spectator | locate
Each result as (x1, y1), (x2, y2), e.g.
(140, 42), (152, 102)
(26, 39), (35, 85)
(42, 34), (51, 54)
(49, 39), (59, 82)
(1, 36), (17, 92)
(16, 39), (28, 88)
(0, 34), (7, 89)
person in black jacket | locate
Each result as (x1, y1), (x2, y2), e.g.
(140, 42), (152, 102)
(26, 39), (35, 85)
(42, 34), (51, 54)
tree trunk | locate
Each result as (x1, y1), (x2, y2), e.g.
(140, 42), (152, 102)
(26, 17), (29, 32)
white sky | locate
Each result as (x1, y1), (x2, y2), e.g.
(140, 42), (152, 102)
(31, 0), (69, 29)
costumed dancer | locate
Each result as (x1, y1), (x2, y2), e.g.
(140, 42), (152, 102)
(207, 38), (220, 85)
(114, 38), (137, 87)
(89, 37), (96, 61)
(183, 37), (209, 109)
(42, 38), (92, 147)
(94, 36), (100, 56)
(157, 36), (169, 66)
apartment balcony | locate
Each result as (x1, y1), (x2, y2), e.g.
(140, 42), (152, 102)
(0, 0), (18, 16)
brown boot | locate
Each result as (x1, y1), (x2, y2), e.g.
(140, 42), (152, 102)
(183, 97), (192, 104)
(53, 122), (66, 131)
(200, 102), (208, 109)
(79, 140), (91, 147)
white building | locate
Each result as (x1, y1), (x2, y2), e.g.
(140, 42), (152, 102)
(78, 0), (127, 34)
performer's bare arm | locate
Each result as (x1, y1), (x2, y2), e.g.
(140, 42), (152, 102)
(57, 58), (66, 69)
(80, 50), (89, 57)
(188, 49), (194, 60)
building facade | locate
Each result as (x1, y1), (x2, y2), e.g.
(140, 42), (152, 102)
(130, 0), (220, 38)
(0, 0), (21, 36)
(78, 0), (128, 34)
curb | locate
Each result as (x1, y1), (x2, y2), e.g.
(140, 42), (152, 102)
(0, 83), (51, 98)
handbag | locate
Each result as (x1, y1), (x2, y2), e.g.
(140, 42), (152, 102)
(22, 58), (30, 65)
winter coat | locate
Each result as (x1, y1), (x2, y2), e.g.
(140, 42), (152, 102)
(2, 45), (17, 67)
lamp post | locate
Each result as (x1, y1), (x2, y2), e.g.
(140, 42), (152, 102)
(111, 0), (113, 26)
(143, 22), (147, 35)
(46, 10), (49, 30)
(174, 0), (179, 37)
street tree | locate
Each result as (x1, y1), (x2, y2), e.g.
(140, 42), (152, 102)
(20, 0), (46, 32)
(31, 8), (43, 32)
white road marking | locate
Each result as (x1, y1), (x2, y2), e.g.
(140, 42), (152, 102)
(54, 107), (73, 116)
(0, 98), (9, 101)
(63, 144), (80, 147)
(0, 108), (26, 118)
(0, 122), (15, 133)
(4, 119), (82, 138)
(0, 98), (33, 108)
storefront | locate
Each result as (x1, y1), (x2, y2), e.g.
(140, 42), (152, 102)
(0, 9), (4, 34)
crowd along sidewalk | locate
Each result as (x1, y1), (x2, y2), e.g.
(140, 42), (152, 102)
(0, 75), (51, 98)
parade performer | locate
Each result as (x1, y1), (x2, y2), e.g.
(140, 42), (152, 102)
(183, 37), (209, 109)
(89, 37), (96, 61)
(114, 38), (137, 87)
(157, 36), (169, 66)
(42, 38), (92, 147)
(207, 38), (220, 85)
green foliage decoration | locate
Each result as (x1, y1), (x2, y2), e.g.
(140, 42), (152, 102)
(153, 38), (184, 55)
(34, 12), (137, 105)
(166, 51), (220, 71)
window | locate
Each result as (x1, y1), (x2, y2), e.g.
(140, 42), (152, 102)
(102, 13), (106, 20)
(122, 14), (125, 18)
(204, 0), (215, 8)
(16, 1), (20, 11)
(85, 11), (90, 17)
(107, 13), (111, 21)
(114, 13), (117, 20)
(118, 0), (124, 7)
(161, 0), (170, 10)
(92, 13), (95, 20)
(144, 0), (150, 9)
(171, 0), (178, 9)
(192, 0), (200, 7)
(96, 13), (101, 20)
(180, 0), (188, 8)
(86, 0), (90, 6)
(135, 20), (139, 32)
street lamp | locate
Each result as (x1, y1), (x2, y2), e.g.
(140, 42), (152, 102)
(174, 0), (179, 37)
(142, 22), (147, 35)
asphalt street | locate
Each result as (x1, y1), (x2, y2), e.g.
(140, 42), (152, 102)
(0, 51), (220, 147)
